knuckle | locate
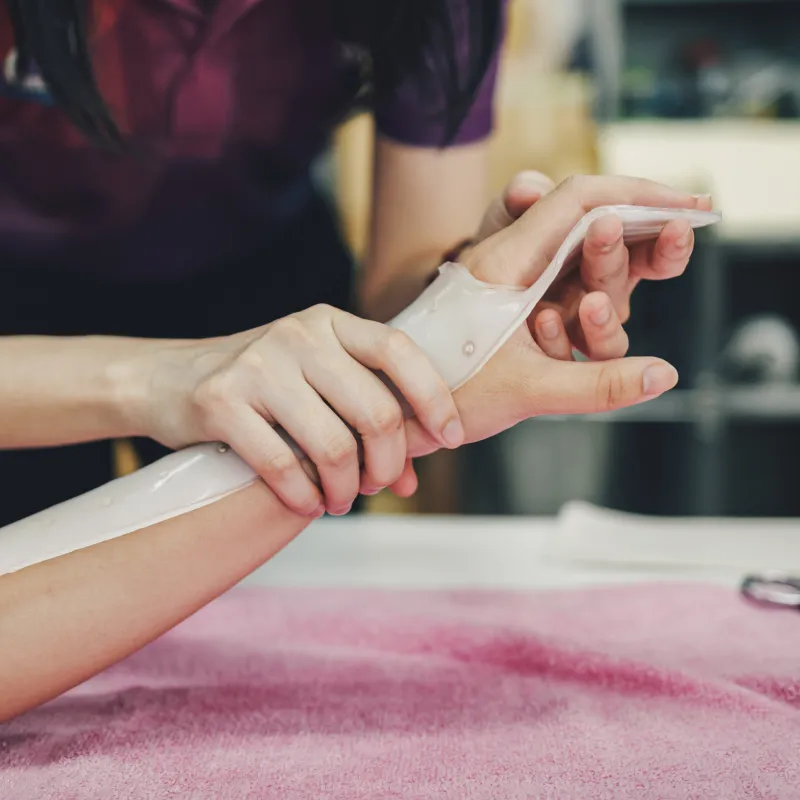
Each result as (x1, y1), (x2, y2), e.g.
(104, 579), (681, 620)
(418, 386), (446, 416)
(319, 435), (358, 470)
(380, 329), (418, 365)
(595, 364), (631, 412)
(414, 381), (452, 422)
(591, 330), (629, 360)
(236, 346), (265, 371)
(258, 451), (300, 482)
(303, 304), (338, 326)
(361, 401), (403, 436)
(269, 315), (314, 347)
(193, 373), (235, 416)
(597, 263), (627, 287)
(593, 254), (630, 289)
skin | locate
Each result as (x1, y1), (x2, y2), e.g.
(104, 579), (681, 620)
(0, 152), (706, 515)
(0, 173), (706, 722)
(360, 143), (709, 487)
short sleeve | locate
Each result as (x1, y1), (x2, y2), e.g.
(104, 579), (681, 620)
(375, 0), (508, 148)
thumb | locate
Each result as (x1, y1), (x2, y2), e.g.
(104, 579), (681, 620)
(521, 356), (679, 417)
(401, 354), (678, 457)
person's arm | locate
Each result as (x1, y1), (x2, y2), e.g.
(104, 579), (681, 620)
(0, 335), (159, 448)
(360, 137), (490, 322)
(359, 0), (506, 323)
(0, 174), (705, 722)
(0, 479), (307, 722)
(0, 310), (465, 518)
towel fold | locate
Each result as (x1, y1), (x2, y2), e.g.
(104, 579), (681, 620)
(2, 584), (799, 799)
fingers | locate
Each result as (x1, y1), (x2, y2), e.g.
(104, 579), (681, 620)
(467, 174), (710, 288)
(576, 212), (698, 329)
(580, 215), (630, 311)
(213, 406), (326, 519)
(387, 459), (419, 499)
(261, 379), (362, 516)
(535, 293), (628, 362)
(297, 308), (462, 504)
(533, 309), (574, 361)
(332, 314), (463, 450)
(301, 345), (408, 500)
(577, 293), (629, 360)
(627, 218), (695, 282)
(236, 306), (463, 513)
(475, 170), (556, 243)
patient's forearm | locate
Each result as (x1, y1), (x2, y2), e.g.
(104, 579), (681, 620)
(0, 481), (308, 722)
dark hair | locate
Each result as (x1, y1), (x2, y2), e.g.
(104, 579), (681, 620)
(336, 1), (502, 144)
(6, 0), (122, 146)
(6, 0), (501, 148)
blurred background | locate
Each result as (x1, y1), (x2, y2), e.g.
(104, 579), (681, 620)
(332, 0), (800, 520)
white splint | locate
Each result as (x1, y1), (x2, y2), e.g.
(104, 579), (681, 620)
(0, 205), (720, 575)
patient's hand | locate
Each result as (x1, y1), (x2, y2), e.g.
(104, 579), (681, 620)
(472, 171), (712, 359)
(403, 175), (709, 462)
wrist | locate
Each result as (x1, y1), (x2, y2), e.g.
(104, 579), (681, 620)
(425, 238), (475, 287)
(443, 238), (475, 265)
(104, 338), (191, 440)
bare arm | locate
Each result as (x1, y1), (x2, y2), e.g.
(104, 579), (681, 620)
(0, 321), (463, 518)
(0, 479), (308, 722)
(360, 137), (489, 322)
(0, 335), (157, 448)
(0, 175), (707, 722)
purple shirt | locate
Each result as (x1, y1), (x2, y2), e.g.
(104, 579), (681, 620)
(0, 0), (503, 280)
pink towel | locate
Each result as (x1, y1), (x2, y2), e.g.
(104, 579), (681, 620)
(2, 584), (799, 799)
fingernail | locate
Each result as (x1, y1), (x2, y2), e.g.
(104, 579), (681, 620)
(442, 419), (464, 448)
(311, 504), (326, 519)
(643, 363), (678, 397)
(540, 318), (560, 340)
(362, 486), (382, 497)
(328, 504), (353, 517)
(692, 193), (712, 202)
(589, 300), (612, 327)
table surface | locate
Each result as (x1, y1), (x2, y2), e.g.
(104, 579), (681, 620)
(244, 514), (744, 591)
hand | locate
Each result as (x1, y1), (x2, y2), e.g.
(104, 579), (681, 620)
(134, 306), (464, 517)
(402, 175), (711, 460)
(473, 170), (712, 359)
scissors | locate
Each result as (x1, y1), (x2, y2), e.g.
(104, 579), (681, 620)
(740, 573), (800, 609)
